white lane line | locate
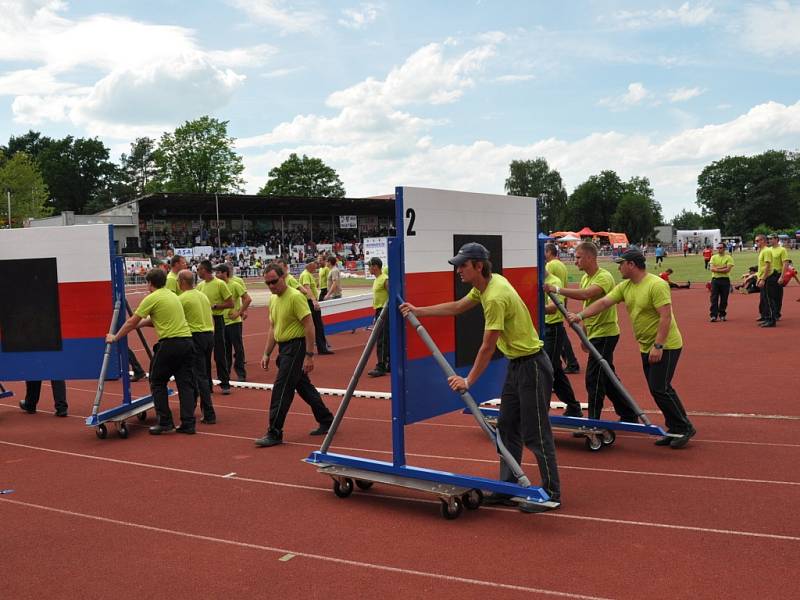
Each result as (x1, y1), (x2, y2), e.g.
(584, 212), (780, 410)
(3, 439), (800, 544)
(0, 498), (612, 600)
(222, 472), (237, 478)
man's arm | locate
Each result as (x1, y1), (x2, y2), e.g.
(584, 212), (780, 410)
(543, 282), (604, 301)
(648, 304), (673, 364)
(231, 292), (252, 320)
(400, 295), (477, 318)
(301, 314), (315, 374)
(261, 314), (277, 370)
(566, 294), (617, 323)
(106, 314), (143, 343)
(448, 330), (501, 392)
(213, 297), (234, 310)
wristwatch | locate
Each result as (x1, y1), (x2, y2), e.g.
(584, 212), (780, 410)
(305, 351), (315, 357)
(653, 343), (664, 350)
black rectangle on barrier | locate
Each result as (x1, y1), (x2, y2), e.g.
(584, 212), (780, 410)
(0, 257), (62, 352)
(453, 234), (503, 368)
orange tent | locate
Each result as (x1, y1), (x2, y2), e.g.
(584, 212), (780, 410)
(577, 227), (596, 236)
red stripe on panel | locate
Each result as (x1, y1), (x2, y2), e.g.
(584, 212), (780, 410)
(503, 266), (540, 329)
(405, 271), (455, 359)
(59, 281), (114, 339)
(323, 307), (375, 325)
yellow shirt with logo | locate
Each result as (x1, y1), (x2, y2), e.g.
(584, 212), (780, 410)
(299, 269), (318, 300)
(710, 253), (735, 279)
(197, 277), (233, 317)
(771, 246), (788, 275)
(135, 288), (191, 339)
(318, 265), (330, 291)
(179, 288), (214, 333)
(165, 271), (181, 295)
(545, 259), (568, 288)
(466, 274), (543, 358)
(606, 273), (682, 352)
(544, 273), (565, 325)
(580, 268), (620, 339)
(224, 279), (247, 325)
(757, 247), (773, 280)
(269, 287), (311, 342)
(372, 273), (388, 309)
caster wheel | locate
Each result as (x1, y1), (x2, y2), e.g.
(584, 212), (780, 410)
(95, 423), (108, 439)
(136, 411), (147, 423)
(118, 422), (129, 439)
(601, 429), (616, 446)
(333, 478), (354, 498)
(440, 497), (463, 520)
(355, 479), (373, 491)
(585, 435), (602, 452)
(462, 489), (483, 510)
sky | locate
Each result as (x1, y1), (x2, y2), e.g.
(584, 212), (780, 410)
(1, 1), (799, 219)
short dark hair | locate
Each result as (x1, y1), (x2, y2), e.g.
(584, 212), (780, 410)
(666, 268), (674, 274)
(469, 258), (492, 278)
(544, 243), (557, 257)
(306, 257), (317, 265)
(264, 263), (284, 278)
(198, 259), (213, 272)
(327, 256), (338, 266)
(146, 268), (167, 288)
(170, 255), (186, 267)
(576, 241), (598, 257)
(369, 257), (383, 269)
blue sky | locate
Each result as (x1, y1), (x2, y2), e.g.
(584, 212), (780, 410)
(1, 1), (799, 219)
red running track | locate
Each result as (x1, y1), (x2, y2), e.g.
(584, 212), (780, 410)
(1, 284), (799, 598)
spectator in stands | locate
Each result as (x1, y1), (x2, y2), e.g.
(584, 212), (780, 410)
(659, 268), (690, 289)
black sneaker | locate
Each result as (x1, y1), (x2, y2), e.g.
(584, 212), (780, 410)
(654, 435), (673, 446)
(130, 372), (146, 382)
(482, 492), (515, 506)
(563, 366), (580, 374)
(176, 424), (196, 434)
(720, 315), (727, 322)
(254, 432), (283, 447)
(200, 417), (217, 425)
(220, 386), (232, 395)
(19, 401), (36, 414)
(309, 423), (332, 436)
(367, 368), (387, 378)
(710, 317), (717, 322)
(760, 321), (776, 328)
(563, 408), (583, 418)
(149, 424), (175, 435)
(670, 427), (696, 449)
(54, 409), (68, 417)
(517, 498), (561, 513)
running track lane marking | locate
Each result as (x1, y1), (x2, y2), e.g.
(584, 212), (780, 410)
(3, 440), (800, 542)
(0, 497), (612, 600)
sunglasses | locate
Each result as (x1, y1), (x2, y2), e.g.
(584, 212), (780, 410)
(265, 278), (280, 286)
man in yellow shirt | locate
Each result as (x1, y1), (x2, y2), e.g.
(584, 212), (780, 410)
(544, 242), (637, 422)
(367, 257), (390, 377)
(317, 255), (330, 302)
(107, 268), (196, 435)
(769, 234), (789, 321)
(755, 234), (776, 327)
(709, 242), (734, 322)
(178, 269), (216, 424)
(299, 258), (333, 354)
(165, 255), (187, 295)
(255, 263), (333, 447)
(543, 272), (582, 417)
(567, 248), (695, 449)
(214, 264), (252, 381)
(544, 243), (579, 374)
(197, 259), (234, 393)
(400, 243), (561, 511)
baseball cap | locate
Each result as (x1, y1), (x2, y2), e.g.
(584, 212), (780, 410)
(212, 263), (230, 274)
(614, 248), (646, 267)
(449, 242), (490, 266)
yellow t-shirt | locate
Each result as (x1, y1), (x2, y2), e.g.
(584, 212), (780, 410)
(224, 279), (247, 325)
(179, 289), (214, 333)
(757, 247), (773, 280)
(165, 271), (181, 295)
(372, 273), (388, 308)
(269, 286), (311, 342)
(197, 277), (233, 317)
(285, 273), (300, 289)
(466, 274), (543, 358)
(135, 288), (191, 339)
(299, 269), (318, 300)
(710, 253), (735, 279)
(606, 273), (682, 352)
(544, 273), (565, 325)
(233, 275), (247, 291)
(545, 259), (568, 288)
(771, 246), (788, 275)
(580, 268), (620, 339)
(318, 265), (330, 290)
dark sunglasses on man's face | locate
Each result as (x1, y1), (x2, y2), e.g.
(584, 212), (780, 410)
(265, 278), (280, 286)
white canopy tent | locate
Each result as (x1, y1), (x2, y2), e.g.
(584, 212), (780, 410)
(676, 229), (721, 248)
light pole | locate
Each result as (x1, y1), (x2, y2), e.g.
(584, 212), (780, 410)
(6, 190), (10, 229)
(214, 193), (221, 252)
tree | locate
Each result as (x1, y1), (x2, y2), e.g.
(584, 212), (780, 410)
(562, 170), (624, 231)
(671, 209), (705, 230)
(152, 116), (245, 193)
(0, 152), (52, 226)
(259, 153), (345, 197)
(624, 176), (663, 225)
(612, 193), (656, 244)
(119, 137), (158, 198)
(504, 158), (568, 233)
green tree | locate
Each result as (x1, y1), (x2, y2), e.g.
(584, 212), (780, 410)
(624, 176), (663, 225)
(671, 209), (705, 230)
(612, 193), (656, 244)
(119, 137), (158, 198)
(153, 116), (245, 193)
(562, 170), (624, 231)
(504, 158), (568, 233)
(259, 153), (345, 197)
(0, 152), (52, 226)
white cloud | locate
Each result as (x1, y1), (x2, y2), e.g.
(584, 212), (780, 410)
(668, 86), (705, 102)
(608, 2), (713, 30)
(208, 44), (277, 68)
(227, 0), (324, 34)
(338, 3), (381, 29)
(742, 1), (800, 56)
(260, 67), (305, 78)
(495, 74), (535, 83)
(0, 68), (79, 96)
(599, 82), (651, 109)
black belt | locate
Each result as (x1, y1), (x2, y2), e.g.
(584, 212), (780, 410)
(509, 352), (538, 363)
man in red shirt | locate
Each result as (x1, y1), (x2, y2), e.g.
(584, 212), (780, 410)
(702, 246), (713, 270)
(659, 268), (690, 289)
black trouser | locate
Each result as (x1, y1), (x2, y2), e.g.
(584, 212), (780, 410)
(318, 288), (327, 302)
(585, 335), (637, 421)
(267, 337), (333, 434)
(560, 332), (579, 370)
(24, 380), (67, 412)
(776, 280), (784, 319)
(224, 321), (246, 380)
(191, 331), (215, 420)
(640, 348), (692, 434)
(543, 323), (580, 414)
(150, 337), (196, 427)
(704, 259), (710, 270)
(710, 277), (731, 319)
(374, 306), (390, 372)
(760, 273), (779, 323)
(307, 299), (330, 353)
(498, 352), (560, 500)
(129, 351), (146, 377)
(656, 256), (663, 265)
(211, 314), (230, 387)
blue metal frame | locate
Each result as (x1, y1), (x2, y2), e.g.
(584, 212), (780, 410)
(306, 186), (551, 503)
